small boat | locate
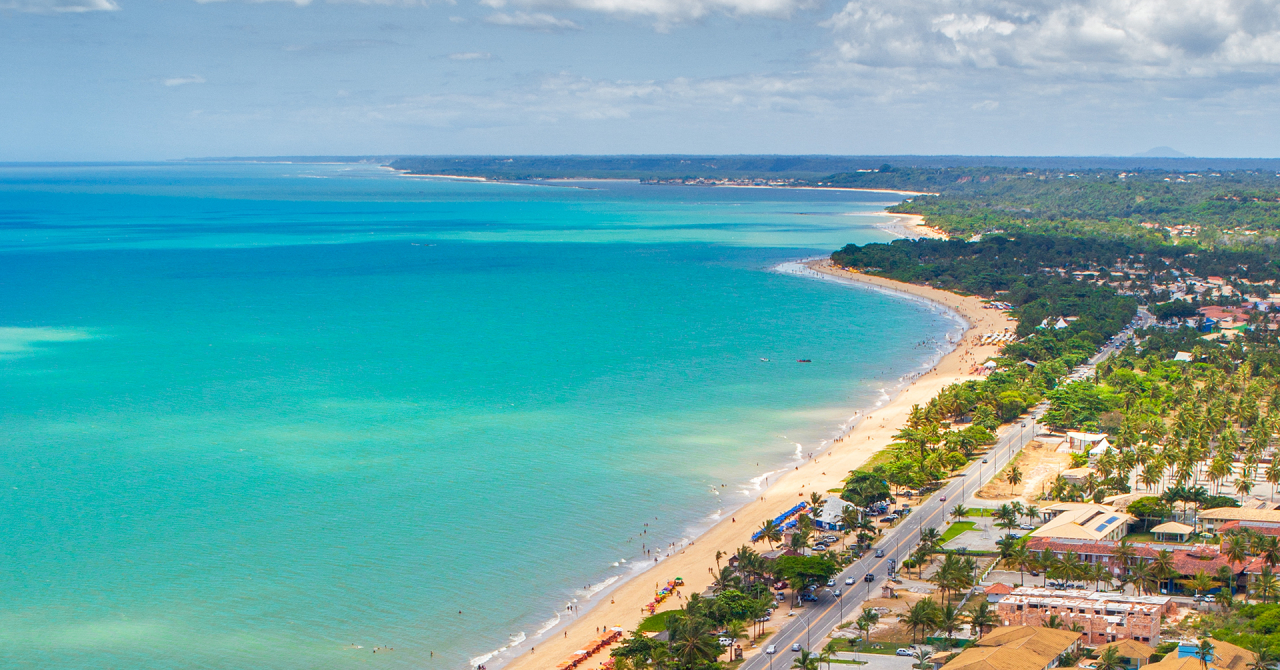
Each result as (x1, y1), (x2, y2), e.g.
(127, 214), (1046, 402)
(760, 358), (769, 362)
(797, 359), (812, 363)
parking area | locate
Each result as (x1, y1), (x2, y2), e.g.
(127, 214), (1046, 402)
(941, 515), (1004, 553)
(831, 649), (930, 670)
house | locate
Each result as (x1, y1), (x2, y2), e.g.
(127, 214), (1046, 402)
(1032, 503), (1133, 541)
(1095, 639), (1157, 669)
(1150, 522), (1195, 543)
(815, 496), (855, 531)
(985, 582), (1015, 603)
(1143, 639), (1255, 670)
(1089, 441), (1117, 463)
(1023, 537), (1244, 590)
(1061, 467), (1097, 485)
(1199, 507), (1280, 533)
(939, 626), (1082, 670)
(1172, 352), (1194, 363)
(995, 587), (1173, 645)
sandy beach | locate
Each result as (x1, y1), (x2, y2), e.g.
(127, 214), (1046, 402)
(875, 213), (948, 240)
(498, 260), (1017, 670)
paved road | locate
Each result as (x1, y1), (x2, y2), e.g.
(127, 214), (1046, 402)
(743, 309), (1149, 670)
(742, 416), (1040, 670)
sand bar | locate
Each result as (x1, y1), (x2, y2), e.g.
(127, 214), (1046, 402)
(496, 260), (1017, 670)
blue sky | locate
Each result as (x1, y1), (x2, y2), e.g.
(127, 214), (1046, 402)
(5, 0), (1280, 160)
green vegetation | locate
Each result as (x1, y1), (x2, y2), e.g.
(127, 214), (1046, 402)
(822, 166), (1280, 244)
(940, 521), (976, 543)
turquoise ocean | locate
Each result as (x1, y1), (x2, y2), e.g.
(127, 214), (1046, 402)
(0, 164), (962, 669)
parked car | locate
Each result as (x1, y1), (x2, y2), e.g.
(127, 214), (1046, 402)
(823, 535), (839, 544)
(814, 544), (828, 551)
(766, 645), (777, 655)
(897, 648), (916, 657)
(719, 637), (733, 646)
(845, 577), (855, 585)
(882, 515), (899, 522)
(874, 549), (884, 557)
(1019, 523), (1033, 530)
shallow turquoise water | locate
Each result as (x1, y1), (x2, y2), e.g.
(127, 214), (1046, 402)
(0, 164), (958, 669)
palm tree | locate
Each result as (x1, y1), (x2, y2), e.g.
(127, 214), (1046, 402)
(1256, 566), (1279, 604)
(1184, 570), (1216, 599)
(1216, 563), (1237, 598)
(757, 519), (782, 549)
(792, 648), (820, 670)
(966, 601), (998, 640)
(1006, 464), (1023, 496)
(920, 527), (943, 554)
(1248, 644), (1277, 670)
(840, 508), (861, 546)
(715, 550), (724, 572)
(1154, 550), (1178, 594)
(1091, 562), (1114, 591)
(725, 620), (748, 652)
(952, 504), (969, 521)
(1129, 561), (1157, 596)
(1044, 614), (1064, 629)
(1112, 538), (1136, 579)
(1196, 640), (1215, 670)
(810, 491), (825, 512)
(711, 566), (740, 594)
(937, 604), (963, 645)
(1007, 545), (1031, 585)
(857, 609), (881, 643)
(668, 615), (721, 668)
(904, 599), (938, 643)
(1096, 646), (1124, 670)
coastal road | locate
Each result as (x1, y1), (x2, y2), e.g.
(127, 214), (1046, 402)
(741, 308), (1146, 670)
(741, 415), (1040, 670)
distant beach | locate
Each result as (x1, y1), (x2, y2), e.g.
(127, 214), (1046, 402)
(496, 258), (1019, 670)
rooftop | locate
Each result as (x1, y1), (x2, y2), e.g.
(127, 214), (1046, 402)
(942, 626), (1082, 670)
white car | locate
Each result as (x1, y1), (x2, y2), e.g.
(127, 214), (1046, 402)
(845, 577), (854, 585)
(896, 648), (916, 657)
(827, 579), (836, 587)
(766, 645), (777, 655)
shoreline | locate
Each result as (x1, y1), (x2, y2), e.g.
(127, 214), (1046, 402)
(873, 212), (949, 240)
(387, 169), (939, 197)
(493, 260), (1017, 670)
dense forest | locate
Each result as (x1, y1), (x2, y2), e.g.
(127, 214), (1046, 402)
(820, 166), (1280, 242)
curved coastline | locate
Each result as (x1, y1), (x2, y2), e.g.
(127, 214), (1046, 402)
(488, 256), (1019, 670)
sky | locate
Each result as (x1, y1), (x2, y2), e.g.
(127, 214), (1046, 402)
(4, 0), (1280, 160)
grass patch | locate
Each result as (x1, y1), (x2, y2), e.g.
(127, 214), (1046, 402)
(857, 449), (896, 474)
(636, 610), (678, 633)
(829, 639), (917, 655)
(962, 508), (995, 517)
(940, 521), (977, 543)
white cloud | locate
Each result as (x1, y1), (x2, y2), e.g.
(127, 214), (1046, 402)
(0, 0), (117, 12)
(484, 10), (581, 30)
(449, 51), (493, 59)
(480, 0), (808, 22)
(164, 75), (206, 86)
(823, 0), (1280, 77)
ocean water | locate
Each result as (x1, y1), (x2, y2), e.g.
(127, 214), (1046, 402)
(0, 164), (961, 669)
